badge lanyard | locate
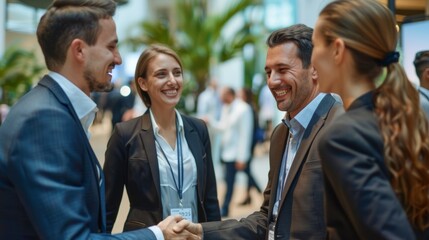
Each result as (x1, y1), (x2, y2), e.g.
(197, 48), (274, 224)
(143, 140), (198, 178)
(155, 114), (184, 205)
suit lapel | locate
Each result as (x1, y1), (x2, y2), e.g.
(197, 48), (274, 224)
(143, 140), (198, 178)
(39, 75), (106, 231)
(268, 123), (288, 220)
(280, 94), (335, 206)
(140, 111), (162, 198)
(182, 116), (204, 201)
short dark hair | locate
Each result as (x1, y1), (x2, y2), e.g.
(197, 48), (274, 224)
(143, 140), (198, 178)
(414, 50), (429, 80)
(266, 24), (313, 69)
(37, 0), (117, 71)
(225, 87), (235, 97)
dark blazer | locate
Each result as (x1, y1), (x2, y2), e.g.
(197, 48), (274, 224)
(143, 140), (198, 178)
(104, 110), (220, 232)
(0, 75), (155, 239)
(202, 94), (344, 240)
(319, 91), (429, 239)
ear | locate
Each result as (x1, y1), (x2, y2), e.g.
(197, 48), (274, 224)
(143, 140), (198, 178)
(332, 38), (346, 65)
(137, 77), (148, 91)
(423, 68), (429, 82)
(69, 39), (86, 63)
(310, 65), (318, 81)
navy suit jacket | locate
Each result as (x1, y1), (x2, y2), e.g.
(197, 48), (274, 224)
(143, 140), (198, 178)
(202, 94), (344, 240)
(0, 75), (155, 239)
(104, 110), (220, 232)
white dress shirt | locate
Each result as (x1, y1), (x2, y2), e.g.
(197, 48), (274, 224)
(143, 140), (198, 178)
(48, 72), (97, 139)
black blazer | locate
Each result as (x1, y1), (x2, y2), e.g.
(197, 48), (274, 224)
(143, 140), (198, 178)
(202, 94), (344, 240)
(319, 91), (429, 239)
(103, 110), (220, 232)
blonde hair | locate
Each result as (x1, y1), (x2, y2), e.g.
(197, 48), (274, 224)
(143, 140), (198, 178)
(319, 0), (429, 230)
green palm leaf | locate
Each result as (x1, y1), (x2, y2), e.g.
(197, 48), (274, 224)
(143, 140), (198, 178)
(124, 0), (263, 97)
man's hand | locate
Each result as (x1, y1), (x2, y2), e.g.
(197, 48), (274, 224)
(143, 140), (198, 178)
(175, 222), (203, 238)
(158, 215), (201, 240)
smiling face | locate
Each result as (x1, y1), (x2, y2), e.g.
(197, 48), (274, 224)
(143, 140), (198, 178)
(264, 42), (318, 117)
(84, 17), (122, 92)
(138, 53), (183, 109)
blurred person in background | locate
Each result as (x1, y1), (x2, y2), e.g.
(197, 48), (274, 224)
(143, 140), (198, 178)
(205, 86), (253, 217)
(196, 79), (222, 165)
(258, 84), (276, 142)
(197, 79), (221, 123)
(236, 87), (262, 206)
(103, 44), (220, 233)
(414, 50), (429, 118)
(121, 80), (148, 121)
(312, 0), (429, 238)
(108, 82), (135, 129)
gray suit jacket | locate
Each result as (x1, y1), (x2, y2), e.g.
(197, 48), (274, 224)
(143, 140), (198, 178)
(0, 75), (155, 239)
(202, 94), (344, 240)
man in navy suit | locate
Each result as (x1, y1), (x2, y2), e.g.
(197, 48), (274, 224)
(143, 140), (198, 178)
(0, 0), (196, 239)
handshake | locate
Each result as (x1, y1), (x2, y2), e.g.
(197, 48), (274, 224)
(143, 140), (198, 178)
(158, 215), (203, 240)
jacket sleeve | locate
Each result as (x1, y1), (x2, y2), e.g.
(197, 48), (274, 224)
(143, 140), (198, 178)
(201, 166), (272, 240)
(103, 125), (127, 233)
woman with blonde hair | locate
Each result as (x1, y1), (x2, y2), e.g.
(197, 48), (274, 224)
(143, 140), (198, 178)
(312, 0), (429, 239)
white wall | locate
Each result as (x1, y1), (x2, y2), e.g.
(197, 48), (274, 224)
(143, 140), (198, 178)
(115, 0), (149, 54)
(296, 0), (332, 28)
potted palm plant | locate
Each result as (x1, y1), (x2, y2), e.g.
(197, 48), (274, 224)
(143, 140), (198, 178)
(125, 0), (263, 96)
(0, 46), (44, 124)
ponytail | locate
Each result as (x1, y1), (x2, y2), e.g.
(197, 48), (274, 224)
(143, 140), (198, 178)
(375, 62), (429, 230)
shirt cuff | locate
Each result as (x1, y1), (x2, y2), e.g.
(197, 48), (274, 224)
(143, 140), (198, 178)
(148, 226), (164, 240)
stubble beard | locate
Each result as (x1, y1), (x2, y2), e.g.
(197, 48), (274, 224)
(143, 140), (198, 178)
(84, 69), (114, 93)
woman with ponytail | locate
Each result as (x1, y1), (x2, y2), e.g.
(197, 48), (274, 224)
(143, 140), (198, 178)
(311, 0), (429, 239)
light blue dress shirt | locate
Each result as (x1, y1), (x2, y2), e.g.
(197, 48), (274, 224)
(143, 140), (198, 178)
(150, 109), (198, 222)
(272, 93), (326, 219)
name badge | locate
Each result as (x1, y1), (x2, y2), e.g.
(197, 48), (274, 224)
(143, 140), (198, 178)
(268, 222), (275, 240)
(171, 208), (192, 221)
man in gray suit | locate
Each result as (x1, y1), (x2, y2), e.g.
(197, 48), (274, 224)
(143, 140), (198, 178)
(413, 50), (429, 118)
(174, 24), (344, 240)
(0, 0), (195, 239)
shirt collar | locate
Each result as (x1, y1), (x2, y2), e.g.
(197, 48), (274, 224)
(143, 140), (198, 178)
(48, 72), (97, 119)
(48, 72), (98, 137)
(420, 86), (429, 95)
(150, 108), (184, 136)
(282, 93), (326, 135)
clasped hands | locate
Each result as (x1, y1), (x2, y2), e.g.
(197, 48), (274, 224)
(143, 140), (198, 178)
(158, 215), (203, 240)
